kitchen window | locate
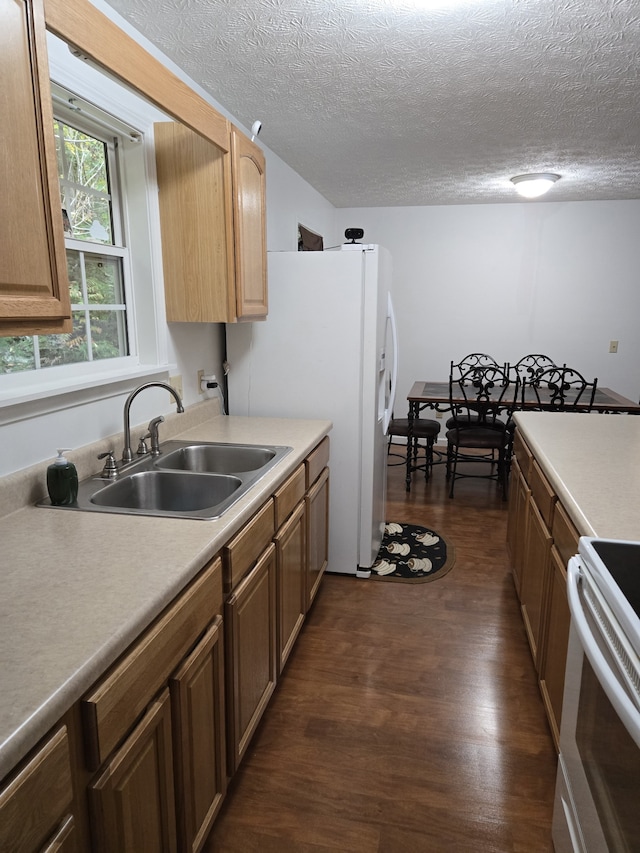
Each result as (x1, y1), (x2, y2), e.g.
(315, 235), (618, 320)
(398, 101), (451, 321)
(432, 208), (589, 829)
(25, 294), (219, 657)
(0, 111), (132, 374)
(0, 51), (173, 417)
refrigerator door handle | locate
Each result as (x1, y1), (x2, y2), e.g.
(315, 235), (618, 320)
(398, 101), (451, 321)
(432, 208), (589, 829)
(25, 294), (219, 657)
(384, 292), (398, 435)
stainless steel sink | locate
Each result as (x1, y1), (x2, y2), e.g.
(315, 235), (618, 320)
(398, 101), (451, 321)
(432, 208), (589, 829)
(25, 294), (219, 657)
(91, 471), (242, 514)
(39, 440), (292, 520)
(157, 443), (276, 474)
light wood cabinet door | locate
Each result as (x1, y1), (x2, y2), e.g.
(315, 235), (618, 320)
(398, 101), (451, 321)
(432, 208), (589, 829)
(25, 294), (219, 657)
(539, 545), (572, 752)
(230, 126), (267, 320)
(506, 458), (530, 600)
(306, 467), (329, 611)
(154, 121), (236, 323)
(88, 690), (177, 853)
(0, 726), (75, 853)
(225, 544), (277, 774)
(520, 497), (553, 669)
(275, 502), (306, 675)
(170, 617), (226, 853)
(0, 0), (71, 335)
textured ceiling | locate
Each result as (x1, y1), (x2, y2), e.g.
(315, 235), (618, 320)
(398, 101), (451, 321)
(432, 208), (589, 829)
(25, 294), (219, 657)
(102, 0), (640, 207)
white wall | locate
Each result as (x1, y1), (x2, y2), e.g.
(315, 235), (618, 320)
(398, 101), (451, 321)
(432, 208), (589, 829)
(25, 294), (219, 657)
(264, 152), (336, 251)
(335, 201), (640, 407)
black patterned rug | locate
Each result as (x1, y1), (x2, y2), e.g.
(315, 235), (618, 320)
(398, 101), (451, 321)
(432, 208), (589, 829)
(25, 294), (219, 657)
(371, 522), (455, 583)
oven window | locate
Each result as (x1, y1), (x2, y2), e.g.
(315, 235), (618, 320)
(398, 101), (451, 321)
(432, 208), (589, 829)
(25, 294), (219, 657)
(577, 657), (640, 851)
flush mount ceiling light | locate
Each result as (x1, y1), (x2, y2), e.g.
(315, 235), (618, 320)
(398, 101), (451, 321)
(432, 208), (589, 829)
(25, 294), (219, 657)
(510, 173), (560, 199)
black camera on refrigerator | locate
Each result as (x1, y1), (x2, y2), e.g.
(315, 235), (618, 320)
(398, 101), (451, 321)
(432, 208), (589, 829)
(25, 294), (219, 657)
(345, 228), (364, 243)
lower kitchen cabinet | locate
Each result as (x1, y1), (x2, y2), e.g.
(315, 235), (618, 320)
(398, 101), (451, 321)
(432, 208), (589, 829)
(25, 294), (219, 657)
(306, 466), (329, 612)
(275, 501), (307, 674)
(538, 545), (571, 750)
(225, 544), (277, 774)
(83, 558), (224, 852)
(170, 617), (226, 853)
(88, 690), (177, 853)
(506, 457), (529, 599)
(0, 726), (77, 853)
(507, 428), (576, 752)
(519, 497), (553, 667)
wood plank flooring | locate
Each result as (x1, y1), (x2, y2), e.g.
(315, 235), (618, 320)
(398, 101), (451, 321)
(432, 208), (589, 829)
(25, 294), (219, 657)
(203, 450), (557, 852)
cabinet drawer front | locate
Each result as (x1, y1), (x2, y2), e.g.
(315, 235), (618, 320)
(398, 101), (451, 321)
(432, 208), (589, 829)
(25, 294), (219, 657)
(529, 459), (556, 528)
(305, 436), (330, 489)
(223, 498), (275, 591)
(552, 501), (580, 566)
(513, 430), (532, 482)
(0, 726), (73, 853)
(83, 560), (222, 768)
(274, 465), (305, 529)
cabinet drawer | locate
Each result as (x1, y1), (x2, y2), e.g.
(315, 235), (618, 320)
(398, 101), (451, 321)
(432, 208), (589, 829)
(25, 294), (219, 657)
(529, 459), (556, 529)
(513, 430), (532, 482)
(552, 501), (580, 566)
(274, 465), (305, 529)
(83, 559), (222, 768)
(305, 436), (330, 489)
(0, 726), (73, 853)
(223, 498), (275, 592)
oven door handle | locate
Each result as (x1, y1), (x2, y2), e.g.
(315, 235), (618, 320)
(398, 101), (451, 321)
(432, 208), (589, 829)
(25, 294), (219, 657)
(567, 557), (640, 749)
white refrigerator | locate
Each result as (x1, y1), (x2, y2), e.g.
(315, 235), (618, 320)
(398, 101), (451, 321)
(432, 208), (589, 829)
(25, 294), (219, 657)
(225, 244), (398, 577)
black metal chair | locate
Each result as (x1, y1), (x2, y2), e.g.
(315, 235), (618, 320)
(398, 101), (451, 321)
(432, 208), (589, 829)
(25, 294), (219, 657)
(446, 363), (519, 499)
(527, 365), (598, 411)
(511, 354), (556, 407)
(513, 353), (556, 382)
(446, 354), (503, 429)
(387, 412), (441, 484)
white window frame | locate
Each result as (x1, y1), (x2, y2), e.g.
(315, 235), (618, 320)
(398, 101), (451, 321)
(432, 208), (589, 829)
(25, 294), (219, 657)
(0, 34), (173, 420)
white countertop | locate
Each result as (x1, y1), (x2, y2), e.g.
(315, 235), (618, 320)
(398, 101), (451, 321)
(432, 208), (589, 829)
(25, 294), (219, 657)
(513, 411), (640, 540)
(0, 411), (330, 780)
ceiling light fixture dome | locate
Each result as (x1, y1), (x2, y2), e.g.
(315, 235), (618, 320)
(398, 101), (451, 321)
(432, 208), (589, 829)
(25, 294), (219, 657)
(510, 173), (560, 198)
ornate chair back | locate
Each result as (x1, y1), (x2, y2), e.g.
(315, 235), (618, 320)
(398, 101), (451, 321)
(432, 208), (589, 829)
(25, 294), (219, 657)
(528, 365), (598, 411)
(449, 363), (519, 430)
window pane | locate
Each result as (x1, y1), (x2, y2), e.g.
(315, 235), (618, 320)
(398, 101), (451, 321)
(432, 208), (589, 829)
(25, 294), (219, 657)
(0, 337), (36, 373)
(39, 314), (88, 367)
(89, 311), (128, 361)
(57, 119), (114, 244)
(66, 190), (113, 244)
(84, 253), (125, 304)
(65, 250), (84, 303)
(62, 125), (108, 191)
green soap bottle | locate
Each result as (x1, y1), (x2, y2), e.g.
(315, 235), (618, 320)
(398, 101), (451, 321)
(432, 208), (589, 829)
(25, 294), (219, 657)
(47, 449), (78, 506)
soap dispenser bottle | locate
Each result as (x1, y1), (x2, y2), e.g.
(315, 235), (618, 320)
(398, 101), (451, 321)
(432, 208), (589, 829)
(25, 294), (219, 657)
(47, 449), (78, 506)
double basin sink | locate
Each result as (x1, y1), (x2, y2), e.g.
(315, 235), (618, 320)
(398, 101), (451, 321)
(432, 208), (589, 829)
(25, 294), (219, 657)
(42, 441), (292, 520)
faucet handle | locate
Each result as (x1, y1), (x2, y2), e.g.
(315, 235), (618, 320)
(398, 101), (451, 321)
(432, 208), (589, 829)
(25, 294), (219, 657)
(98, 450), (119, 479)
(137, 434), (150, 456)
(148, 415), (165, 456)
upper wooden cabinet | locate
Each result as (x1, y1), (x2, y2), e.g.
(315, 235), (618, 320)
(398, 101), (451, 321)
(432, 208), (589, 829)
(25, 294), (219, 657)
(154, 122), (267, 324)
(230, 126), (268, 320)
(0, 0), (71, 336)
(154, 122), (236, 323)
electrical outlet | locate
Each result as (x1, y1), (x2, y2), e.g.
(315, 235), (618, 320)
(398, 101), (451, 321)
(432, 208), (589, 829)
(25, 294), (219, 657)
(197, 369), (205, 395)
(436, 410), (443, 419)
(168, 374), (183, 403)
(609, 340), (619, 353)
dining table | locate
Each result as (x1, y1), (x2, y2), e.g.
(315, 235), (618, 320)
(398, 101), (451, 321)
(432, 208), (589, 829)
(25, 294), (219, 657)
(403, 380), (640, 491)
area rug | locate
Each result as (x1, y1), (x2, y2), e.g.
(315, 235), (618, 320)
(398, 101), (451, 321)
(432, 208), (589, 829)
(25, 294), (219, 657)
(370, 522), (455, 583)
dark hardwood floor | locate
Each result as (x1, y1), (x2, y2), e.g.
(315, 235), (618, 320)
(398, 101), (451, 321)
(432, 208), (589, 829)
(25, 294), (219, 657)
(203, 448), (557, 852)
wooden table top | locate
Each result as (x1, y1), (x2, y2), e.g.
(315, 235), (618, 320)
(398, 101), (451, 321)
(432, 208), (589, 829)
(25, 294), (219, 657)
(407, 381), (640, 414)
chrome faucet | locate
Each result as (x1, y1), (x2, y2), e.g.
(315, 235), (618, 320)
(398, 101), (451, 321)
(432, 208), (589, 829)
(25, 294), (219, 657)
(122, 381), (184, 463)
